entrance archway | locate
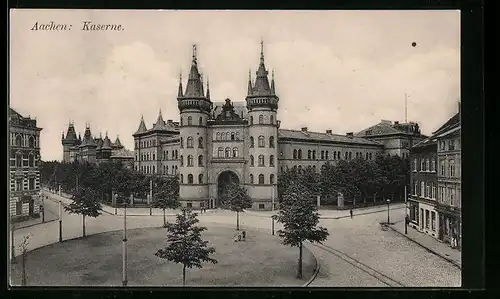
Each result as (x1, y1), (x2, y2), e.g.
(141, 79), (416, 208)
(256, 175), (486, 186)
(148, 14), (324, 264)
(217, 171), (240, 207)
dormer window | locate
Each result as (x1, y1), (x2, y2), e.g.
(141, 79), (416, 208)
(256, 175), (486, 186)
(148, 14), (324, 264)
(365, 130), (372, 135)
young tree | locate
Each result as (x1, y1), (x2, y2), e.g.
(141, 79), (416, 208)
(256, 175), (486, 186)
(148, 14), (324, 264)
(219, 182), (252, 231)
(152, 175), (180, 227)
(154, 208), (218, 286)
(18, 234), (31, 286)
(65, 187), (102, 237)
(277, 182), (329, 279)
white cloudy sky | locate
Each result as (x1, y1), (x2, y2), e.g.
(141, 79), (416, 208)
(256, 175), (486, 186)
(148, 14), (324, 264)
(10, 10), (460, 161)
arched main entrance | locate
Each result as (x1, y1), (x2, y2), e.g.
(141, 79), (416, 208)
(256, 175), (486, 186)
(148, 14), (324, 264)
(216, 171), (240, 208)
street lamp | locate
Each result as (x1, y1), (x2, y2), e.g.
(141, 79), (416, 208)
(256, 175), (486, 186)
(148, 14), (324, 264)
(386, 198), (391, 225)
(11, 213), (16, 264)
(404, 185), (408, 234)
(122, 202), (128, 287)
(59, 200), (63, 242)
(271, 215), (277, 236)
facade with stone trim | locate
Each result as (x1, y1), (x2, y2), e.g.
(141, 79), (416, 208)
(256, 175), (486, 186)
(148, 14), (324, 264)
(9, 108), (43, 221)
(132, 43), (427, 210)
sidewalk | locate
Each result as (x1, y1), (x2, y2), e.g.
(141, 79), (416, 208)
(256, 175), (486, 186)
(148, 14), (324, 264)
(244, 203), (406, 219)
(388, 220), (461, 269)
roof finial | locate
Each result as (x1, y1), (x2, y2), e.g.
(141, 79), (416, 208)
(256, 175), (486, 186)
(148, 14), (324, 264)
(247, 68), (253, 95)
(192, 44), (197, 64)
(260, 38), (264, 64)
(271, 69), (276, 94)
(206, 76), (211, 99)
(105, 130), (108, 137)
(178, 72), (183, 97)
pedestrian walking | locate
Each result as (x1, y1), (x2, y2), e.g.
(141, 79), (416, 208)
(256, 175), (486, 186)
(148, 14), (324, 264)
(350, 209), (353, 219)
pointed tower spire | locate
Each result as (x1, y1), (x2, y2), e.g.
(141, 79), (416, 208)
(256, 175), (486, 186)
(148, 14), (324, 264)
(200, 72), (204, 96)
(135, 114), (148, 134)
(247, 69), (253, 95)
(206, 77), (211, 99)
(178, 72), (183, 97)
(184, 44), (205, 97)
(153, 108), (166, 130)
(253, 39), (271, 96)
(271, 69), (276, 94)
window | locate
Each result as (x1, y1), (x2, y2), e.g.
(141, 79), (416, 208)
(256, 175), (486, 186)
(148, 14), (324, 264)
(180, 155), (184, 166)
(432, 184), (436, 199)
(426, 183), (430, 198)
(269, 155), (275, 167)
(426, 158), (430, 172)
(421, 182), (425, 197)
(187, 137), (193, 148)
(293, 149), (297, 159)
(449, 187), (455, 206)
(356, 152), (359, 159)
(258, 136), (265, 147)
(425, 210), (430, 229)
(431, 211), (436, 231)
(259, 204), (265, 209)
(258, 155), (265, 167)
(308, 150), (312, 159)
(249, 174), (254, 184)
(338, 151), (341, 160)
(198, 155), (204, 167)
(180, 174), (184, 183)
(449, 159), (455, 177)
(349, 152), (352, 160)
(345, 152), (348, 160)
(325, 151), (329, 160)
(313, 150), (316, 160)
(250, 137), (254, 148)
(152, 153), (156, 160)
(198, 174), (203, 184)
(187, 155), (193, 167)
(187, 116), (192, 125)
(269, 136), (275, 148)
(334, 152), (337, 160)
(440, 160), (446, 176)
(187, 203), (193, 208)
(439, 186), (445, 203)
(298, 149), (302, 159)
(270, 174), (275, 185)
(188, 174), (193, 184)
(153, 166), (156, 173)
(28, 178), (35, 190)
(250, 155), (254, 166)
(236, 132), (240, 140)
(16, 135), (22, 147)
(225, 147), (230, 158)
(270, 115), (274, 124)
(199, 117), (203, 126)
(216, 132), (220, 141)
(431, 159), (436, 172)
(28, 155), (34, 167)
(258, 174), (264, 184)
(250, 116), (253, 125)
(448, 140), (455, 150)
(180, 118), (183, 126)
(198, 137), (204, 148)
(29, 136), (35, 148)
(259, 115), (263, 124)
(413, 180), (418, 195)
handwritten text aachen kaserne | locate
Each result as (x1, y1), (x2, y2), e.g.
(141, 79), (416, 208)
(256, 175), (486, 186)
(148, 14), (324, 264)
(31, 21), (123, 31)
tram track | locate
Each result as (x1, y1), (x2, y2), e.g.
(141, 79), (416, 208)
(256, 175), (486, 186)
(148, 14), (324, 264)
(308, 242), (406, 287)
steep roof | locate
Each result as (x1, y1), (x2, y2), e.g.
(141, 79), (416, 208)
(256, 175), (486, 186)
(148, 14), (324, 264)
(278, 129), (382, 146)
(432, 113), (460, 136)
(413, 135), (438, 148)
(111, 148), (134, 158)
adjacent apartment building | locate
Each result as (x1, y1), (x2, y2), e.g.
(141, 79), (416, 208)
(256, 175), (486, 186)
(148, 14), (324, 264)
(408, 105), (461, 250)
(9, 108), (43, 221)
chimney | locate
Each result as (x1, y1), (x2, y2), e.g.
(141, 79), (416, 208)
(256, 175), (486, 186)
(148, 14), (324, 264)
(381, 119), (392, 124)
(301, 127), (308, 132)
(326, 129), (332, 134)
(167, 119), (173, 124)
(394, 121), (399, 125)
(346, 132), (353, 138)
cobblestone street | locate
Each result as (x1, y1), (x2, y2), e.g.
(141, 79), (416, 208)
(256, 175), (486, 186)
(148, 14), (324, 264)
(9, 191), (461, 287)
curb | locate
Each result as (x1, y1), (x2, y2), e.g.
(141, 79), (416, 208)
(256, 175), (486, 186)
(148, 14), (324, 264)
(13, 218), (59, 230)
(321, 206), (405, 220)
(303, 249), (320, 287)
(382, 223), (461, 270)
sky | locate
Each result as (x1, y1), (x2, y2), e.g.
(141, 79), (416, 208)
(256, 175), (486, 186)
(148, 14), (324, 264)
(10, 10), (460, 161)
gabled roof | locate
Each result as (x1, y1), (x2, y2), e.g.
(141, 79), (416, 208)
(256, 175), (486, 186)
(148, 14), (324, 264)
(278, 129), (382, 146)
(354, 121), (401, 137)
(413, 136), (438, 148)
(432, 113), (460, 136)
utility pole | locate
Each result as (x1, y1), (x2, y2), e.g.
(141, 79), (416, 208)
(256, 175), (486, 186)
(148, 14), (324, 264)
(59, 200), (63, 242)
(122, 203), (128, 287)
(11, 213), (16, 263)
(405, 185), (408, 234)
(405, 93), (408, 123)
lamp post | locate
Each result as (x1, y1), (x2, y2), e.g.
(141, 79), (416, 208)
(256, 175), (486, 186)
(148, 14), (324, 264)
(59, 200), (63, 242)
(122, 202), (128, 287)
(271, 215), (277, 236)
(404, 185), (408, 234)
(11, 213), (16, 264)
(386, 198), (391, 225)
(41, 195), (45, 223)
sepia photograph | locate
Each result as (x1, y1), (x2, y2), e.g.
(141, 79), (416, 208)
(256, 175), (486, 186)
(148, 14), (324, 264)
(9, 9), (462, 288)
